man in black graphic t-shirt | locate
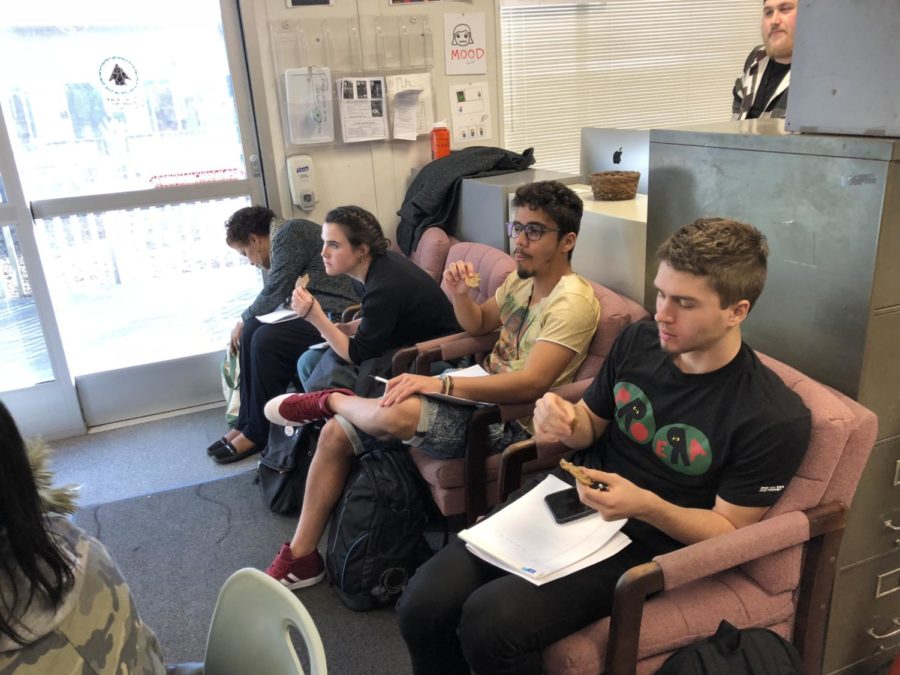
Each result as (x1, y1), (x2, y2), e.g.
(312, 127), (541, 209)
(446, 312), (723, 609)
(733, 0), (797, 120)
(398, 218), (811, 675)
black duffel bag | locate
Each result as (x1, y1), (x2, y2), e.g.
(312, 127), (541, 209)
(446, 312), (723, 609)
(257, 421), (320, 515)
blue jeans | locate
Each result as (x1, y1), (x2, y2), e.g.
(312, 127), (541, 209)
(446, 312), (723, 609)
(297, 347), (326, 391)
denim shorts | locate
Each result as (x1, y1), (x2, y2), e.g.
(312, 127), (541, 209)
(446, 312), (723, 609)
(334, 397), (530, 459)
(403, 397), (530, 459)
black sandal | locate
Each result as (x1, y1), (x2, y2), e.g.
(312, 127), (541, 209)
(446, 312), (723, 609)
(211, 440), (261, 465)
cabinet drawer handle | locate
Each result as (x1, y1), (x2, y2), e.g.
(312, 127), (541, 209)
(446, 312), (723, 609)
(867, 618), (900, 640)
(885, 520), (900, 532)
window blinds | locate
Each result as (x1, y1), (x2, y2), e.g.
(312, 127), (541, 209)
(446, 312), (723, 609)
(500, 0), (763, 173)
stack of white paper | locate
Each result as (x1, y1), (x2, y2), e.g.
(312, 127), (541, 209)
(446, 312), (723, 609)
(459, 475), (630, 586)
(256, 308), (299, 324)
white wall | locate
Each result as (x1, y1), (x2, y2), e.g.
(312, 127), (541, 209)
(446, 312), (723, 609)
(239, 0), (501, 244)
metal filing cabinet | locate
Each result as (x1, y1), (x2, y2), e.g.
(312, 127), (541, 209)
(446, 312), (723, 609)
(644, 120), (900, 675)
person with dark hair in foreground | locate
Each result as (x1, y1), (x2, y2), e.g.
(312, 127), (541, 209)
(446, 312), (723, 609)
(263, 181), (600, 591)
(0, 401), (166, 674)
(208, 205), (359, 464)
(396, 218), (811, 675)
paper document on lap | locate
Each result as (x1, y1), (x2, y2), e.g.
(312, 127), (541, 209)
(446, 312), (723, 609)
(256, 307), (300, 324)
(459, 475), (629, 585)
(256, 274), (311, 324)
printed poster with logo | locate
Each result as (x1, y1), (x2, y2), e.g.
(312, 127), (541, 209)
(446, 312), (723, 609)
(444, 13), (487, 75)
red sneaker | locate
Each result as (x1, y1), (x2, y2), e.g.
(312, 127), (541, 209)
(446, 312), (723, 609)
(264, 388), (355, 426)
(266, 543), (325, 590)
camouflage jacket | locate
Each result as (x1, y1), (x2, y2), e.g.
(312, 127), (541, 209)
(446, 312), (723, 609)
(0, 515), (166, 675)
(732, 45), (791, 120)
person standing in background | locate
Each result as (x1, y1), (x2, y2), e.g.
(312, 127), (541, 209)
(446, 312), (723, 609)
(733, 0), (797, 120)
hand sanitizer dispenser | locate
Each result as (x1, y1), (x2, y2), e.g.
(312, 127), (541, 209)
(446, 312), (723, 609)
(287, 155), (316, 211)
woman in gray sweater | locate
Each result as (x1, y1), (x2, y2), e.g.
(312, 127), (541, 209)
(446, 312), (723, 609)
(208, 206), (358, 464)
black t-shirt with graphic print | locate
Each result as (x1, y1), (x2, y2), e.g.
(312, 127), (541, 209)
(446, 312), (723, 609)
(574, 320), (811, 555)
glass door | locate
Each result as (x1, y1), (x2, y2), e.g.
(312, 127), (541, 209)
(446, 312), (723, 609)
(0, 0), (266, 429)
(0, 112), (84, 439)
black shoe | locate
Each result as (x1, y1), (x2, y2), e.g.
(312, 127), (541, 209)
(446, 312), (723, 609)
(211, 440), (262, 465)
(206, 437), (228, 456)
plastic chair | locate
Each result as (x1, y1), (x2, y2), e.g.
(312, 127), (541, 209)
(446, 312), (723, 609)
(404, 278), (649, 522)
(203, 568), (327, 675)
(498, 353), (878, 674)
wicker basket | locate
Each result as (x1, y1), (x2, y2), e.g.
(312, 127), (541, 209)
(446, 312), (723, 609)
(589, 171), (641, 201)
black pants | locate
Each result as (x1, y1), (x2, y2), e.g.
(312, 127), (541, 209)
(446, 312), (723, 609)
(396, 533), (654, 675)
(235, 316), (321, 445)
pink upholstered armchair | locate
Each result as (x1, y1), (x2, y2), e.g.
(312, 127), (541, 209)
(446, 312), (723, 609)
(390, 241), (517, 376)
(498, 353), (879, 674)
(402, 269), (649, 523)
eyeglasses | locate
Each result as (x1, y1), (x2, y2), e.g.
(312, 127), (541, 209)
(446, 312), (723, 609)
(506, 221), (559, 242)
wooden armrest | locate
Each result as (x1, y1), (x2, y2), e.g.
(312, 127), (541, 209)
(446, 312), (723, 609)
(498, 438), (573, 502)
(415, 331), (472, 355)
(392, 345), (420, 375)
(604, 502), (848, 675)
(462, 405), (503, 523)
(340, 304), (361, 323)
(498, 439), (537, 502)
(412, 331), (500, 375)
(394, 331), (476, 375)
(438, 332), (500, 361)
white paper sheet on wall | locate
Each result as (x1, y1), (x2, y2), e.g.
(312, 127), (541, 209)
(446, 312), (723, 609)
(448, 81), (492, 144)
(392, 90), (422, 141)
(337, 77), (388, 143)
(385, 73), (435, 137)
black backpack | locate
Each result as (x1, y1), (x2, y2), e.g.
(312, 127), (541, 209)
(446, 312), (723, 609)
(325, 448), (432, 611)
(657, 619), (804, 675)
(256, 421), (320, 515)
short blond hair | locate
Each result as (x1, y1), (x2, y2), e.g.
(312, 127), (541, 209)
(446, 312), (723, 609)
(657, 218), (769, 310)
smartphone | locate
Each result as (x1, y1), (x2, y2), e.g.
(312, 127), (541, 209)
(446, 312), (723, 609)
(544, 487), (595, 524)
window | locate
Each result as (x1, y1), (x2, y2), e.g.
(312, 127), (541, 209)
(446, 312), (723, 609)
(500, 0), (763, 173)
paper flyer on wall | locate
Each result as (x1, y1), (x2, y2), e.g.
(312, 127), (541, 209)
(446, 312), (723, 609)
(338, 77), (388, 143)
(386, 73), (435, 138)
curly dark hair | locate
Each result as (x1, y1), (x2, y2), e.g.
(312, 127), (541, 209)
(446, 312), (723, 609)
(325, 206), (390, 258)
(0, 402), (74, 645)
(657, 217), (769, 311)
(511, 181), (583, 260)
(225, 206), (275, 245)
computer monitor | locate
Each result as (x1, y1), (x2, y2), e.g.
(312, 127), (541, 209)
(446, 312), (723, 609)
(580, 128), (650, 195)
